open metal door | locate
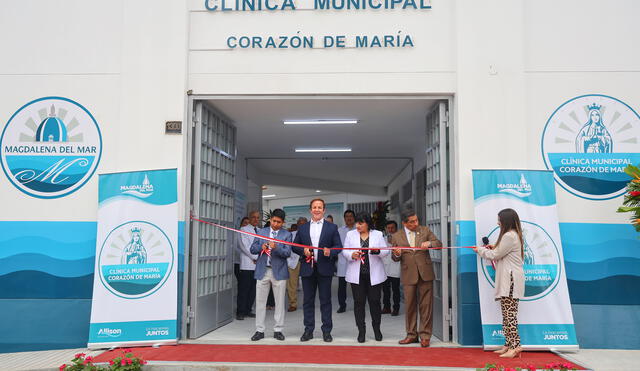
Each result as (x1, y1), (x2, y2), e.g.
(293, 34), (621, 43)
(424, 101), (451, 342)
(188, 101), (236, 338)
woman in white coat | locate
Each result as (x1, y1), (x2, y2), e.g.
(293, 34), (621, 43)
(342, 212), (390, 343)
(474, 208), (525, 359)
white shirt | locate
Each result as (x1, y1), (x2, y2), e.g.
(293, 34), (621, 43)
(238, 224), (259, 270)
(287, 230), (300, 269)
(337, 225), (355, 277)
(383, 232), (400, 278)
(310, 218), (324, 261)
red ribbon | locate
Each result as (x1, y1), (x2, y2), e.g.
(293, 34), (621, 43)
(189, 216), (475, 251)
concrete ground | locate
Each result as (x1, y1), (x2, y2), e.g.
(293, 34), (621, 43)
(2, 280), (639, 370)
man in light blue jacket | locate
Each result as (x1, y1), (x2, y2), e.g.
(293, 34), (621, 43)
(249, 208), (292, 341)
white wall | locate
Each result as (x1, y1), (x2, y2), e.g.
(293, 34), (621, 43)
(0, 0), (188, 221)
(264, 192), (386, 226)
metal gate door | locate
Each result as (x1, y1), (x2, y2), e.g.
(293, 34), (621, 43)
(424, 101), (451, 342)
(188, 102), (236, 338)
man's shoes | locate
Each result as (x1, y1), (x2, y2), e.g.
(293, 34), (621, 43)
(391, 309), (399, 316)
(420, 338), (431, 347)
(398, 336), (419, 344)
(236, 314), (245, 320)
(300, 331), (313, 342)
(251, 331), (264, 341)
(323, 332), (333, 342)
(373, 327), (383, 341)
(381, 306), (391, 314)
(287, 306), (297, 312)
(246, 312), (256, 318)
(273, 332), (285, 341)
(337, 306), (346, 313)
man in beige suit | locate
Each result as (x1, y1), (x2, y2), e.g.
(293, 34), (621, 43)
(391, 209), (441, 347)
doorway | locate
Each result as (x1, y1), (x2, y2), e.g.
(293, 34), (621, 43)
(183, 96), (455, 343)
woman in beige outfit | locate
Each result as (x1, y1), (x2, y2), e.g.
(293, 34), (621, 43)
(474, 208), (525, 358)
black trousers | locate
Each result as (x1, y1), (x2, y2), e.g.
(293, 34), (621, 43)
(351, 274), (382, 330)
(382, 277), (401, 311)
(301, 269), (333, 333)
(338, 276), (347, 309)
(237, 269), (256, 315)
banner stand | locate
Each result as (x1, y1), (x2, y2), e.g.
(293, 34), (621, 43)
(88, 169), (179, 348)
(472, 169), (578, 351)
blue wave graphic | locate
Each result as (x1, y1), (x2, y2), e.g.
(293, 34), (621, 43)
(568, 275), (640, 305)
(0, 271), (93, 299)
(560, 222), (639, 245)
(0, 254), (94, 277)
(0, 221), (97, 243)
(566, 258), (640, 281)
(563, 239), (640, 263)
(0, 236), (95, 259)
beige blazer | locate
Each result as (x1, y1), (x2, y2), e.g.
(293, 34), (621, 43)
(477, 230), (525, 300)
(390, 225), (441, 284)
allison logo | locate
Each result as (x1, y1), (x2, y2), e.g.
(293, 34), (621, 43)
(120, 174), (154, 198)
(497, 174), (532, 198)
(0, 97), (102, 198)
(542, 94), (640, 200)
(97, 327), (122, 338)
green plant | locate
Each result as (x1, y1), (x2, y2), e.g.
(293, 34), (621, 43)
(372, 201), (390, 230)
(60, 353), (100, 371)
(477, 362), (576, 371)
(617, 164), (640, 231)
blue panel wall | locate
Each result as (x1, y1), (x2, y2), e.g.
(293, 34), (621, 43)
(455, 220), (640, 349)
(0, 221), (185, 353)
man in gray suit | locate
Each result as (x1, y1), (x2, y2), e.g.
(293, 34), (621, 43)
(249, 208), (292, 341)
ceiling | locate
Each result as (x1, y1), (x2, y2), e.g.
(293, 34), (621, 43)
(206, 97), (439, 193)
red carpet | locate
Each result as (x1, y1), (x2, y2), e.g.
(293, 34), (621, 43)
(94, 344), (585, 369)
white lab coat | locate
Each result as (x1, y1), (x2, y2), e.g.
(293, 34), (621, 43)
(337, 225), (355, 277)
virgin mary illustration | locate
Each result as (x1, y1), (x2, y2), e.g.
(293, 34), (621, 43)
(575, 104), (613, 153)
(121, 227), (147, 264)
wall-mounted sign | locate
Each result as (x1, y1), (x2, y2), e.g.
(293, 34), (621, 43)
(165, 121), (182, 134)
(204, 0), (431, 12)
(541, 94), (640, 200)
(0, 96), (102, 198)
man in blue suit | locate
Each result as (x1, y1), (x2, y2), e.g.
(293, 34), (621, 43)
(249, 208), (292, 341)
(292, 199), (342, 342)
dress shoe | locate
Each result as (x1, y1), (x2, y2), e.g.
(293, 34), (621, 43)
(357, 329), (366, 343)
(499, 347), (522, 358)
(337, 306), (346, 313)
(420, 338), (430, 347)
(287, 306), (297, 312)
(273, 331), (285, 341)
(251, 331), (264, 341)
(235, 314), (245, 320)
(493, 346), (509, 354)
(398, 336), (419, 345)
(381, 306), (391, 314)
(246, 312), (256, 318)
(300, 331), (313, 342)
(373, 327), (383, 341)
(391, 309), (399, 316)
(323, 332), (333, 342)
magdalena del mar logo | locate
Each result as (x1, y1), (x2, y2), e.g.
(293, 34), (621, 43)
(0, 97), (102, 198)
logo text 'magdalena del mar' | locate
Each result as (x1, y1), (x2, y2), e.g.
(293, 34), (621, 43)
(0, 97), (102, 198)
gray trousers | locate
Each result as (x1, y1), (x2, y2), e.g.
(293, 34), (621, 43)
(255, 267), (287, 333)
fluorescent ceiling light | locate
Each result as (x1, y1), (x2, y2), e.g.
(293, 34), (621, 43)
(284, 119), (358, 125)
(295, 148), (352, 153)
(315, 190), (322, 193)
(262, 194), (276, 198)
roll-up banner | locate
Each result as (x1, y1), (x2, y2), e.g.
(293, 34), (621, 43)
(88, 169), (178, 348)
(472, 169), (578, 350)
